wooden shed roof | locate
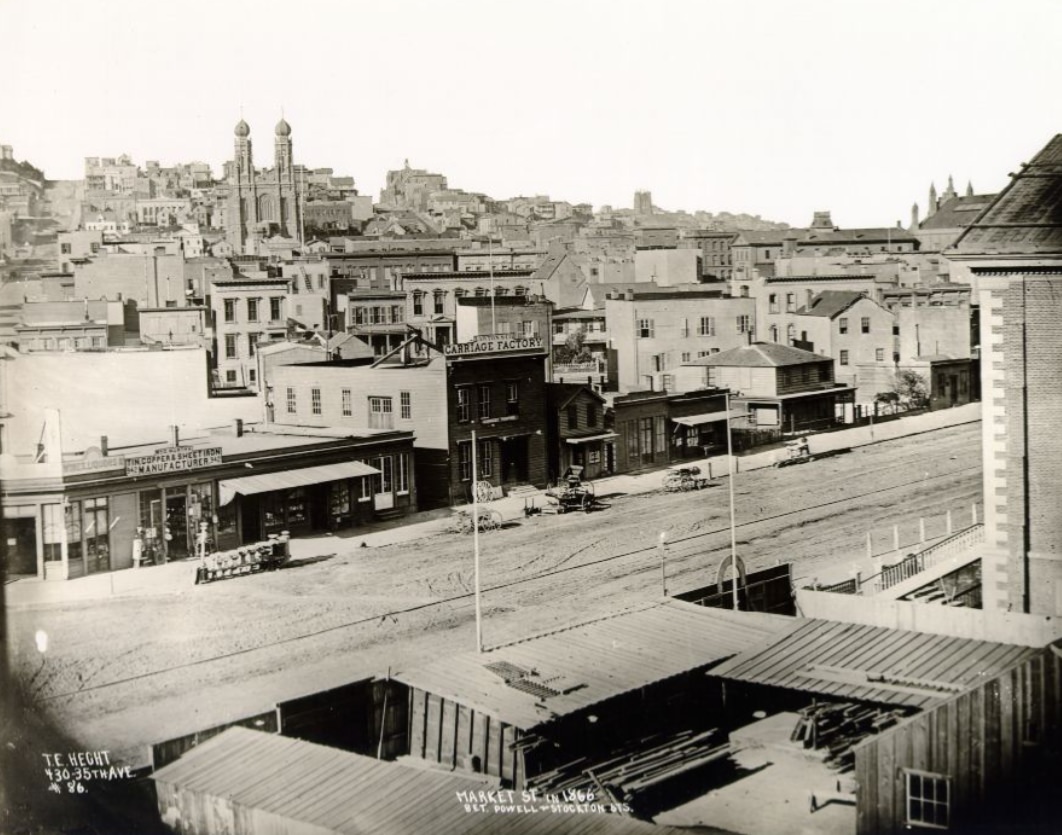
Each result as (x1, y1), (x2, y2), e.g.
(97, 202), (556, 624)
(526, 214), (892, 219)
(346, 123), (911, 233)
(709, 619), (1040, 709)
(391, 600), (794, 730)
(152, 727), (683, 835)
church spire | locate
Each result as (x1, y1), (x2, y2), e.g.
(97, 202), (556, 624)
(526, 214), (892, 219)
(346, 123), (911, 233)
(966, 180), (974, 197)
(927, 182), (938, 217)
(910, 202), (920, 231)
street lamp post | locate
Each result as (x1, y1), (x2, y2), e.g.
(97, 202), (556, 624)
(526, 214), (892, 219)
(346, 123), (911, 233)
(725, 391), (740, 611)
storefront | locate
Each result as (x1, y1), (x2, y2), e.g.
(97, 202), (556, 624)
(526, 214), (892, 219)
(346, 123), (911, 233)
(1, 423), (416, 581)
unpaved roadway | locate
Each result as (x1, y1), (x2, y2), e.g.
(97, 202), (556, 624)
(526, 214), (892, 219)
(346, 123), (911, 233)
(6, 423), (981, 764)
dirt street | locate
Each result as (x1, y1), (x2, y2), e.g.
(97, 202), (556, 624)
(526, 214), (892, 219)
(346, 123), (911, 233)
(6, 423), (981, 764)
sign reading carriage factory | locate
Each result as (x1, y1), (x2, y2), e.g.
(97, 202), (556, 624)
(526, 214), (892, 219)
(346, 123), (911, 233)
(443, 335), (545, 357)
(125, 446), (223, 476)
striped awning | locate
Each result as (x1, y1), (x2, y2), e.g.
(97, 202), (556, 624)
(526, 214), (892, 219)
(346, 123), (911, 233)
(218, 460), (379, 506)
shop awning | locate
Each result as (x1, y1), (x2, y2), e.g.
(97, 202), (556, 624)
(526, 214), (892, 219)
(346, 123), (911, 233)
(672, 410), (741, 427)
(218, 461), (380, 506)
(564, 432), (619, 445)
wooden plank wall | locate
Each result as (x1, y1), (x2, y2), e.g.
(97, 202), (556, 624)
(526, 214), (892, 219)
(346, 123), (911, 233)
(151, 710), (279, 770)
(408, 687), (524, 787)
(854, 648), (1061, 835)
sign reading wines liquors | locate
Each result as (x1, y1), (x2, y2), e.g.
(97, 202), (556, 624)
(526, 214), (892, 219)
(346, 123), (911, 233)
(444, 335), (545, 357)
(125, 446), (223, 476)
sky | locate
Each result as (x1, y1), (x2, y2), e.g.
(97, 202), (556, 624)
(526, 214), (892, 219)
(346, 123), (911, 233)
(5, 0), (1062, 227)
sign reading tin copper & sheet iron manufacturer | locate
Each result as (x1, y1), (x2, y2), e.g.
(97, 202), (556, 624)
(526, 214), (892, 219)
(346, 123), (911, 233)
(125, 446), (223, 476)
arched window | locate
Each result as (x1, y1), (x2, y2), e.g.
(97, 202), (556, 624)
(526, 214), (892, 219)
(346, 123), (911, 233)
(786, 324), (796, 345)
(769, 325), (778, 342)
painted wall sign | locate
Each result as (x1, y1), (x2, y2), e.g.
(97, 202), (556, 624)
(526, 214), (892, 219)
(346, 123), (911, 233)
(444, 336), (545, 357)
(125, 446), (223, 476)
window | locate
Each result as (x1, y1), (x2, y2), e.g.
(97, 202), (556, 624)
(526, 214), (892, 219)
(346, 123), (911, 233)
(786, 293), (795, 312)
(876, 348), (885, 362)
(248, 369), (257, 383)
(514, 286), (527, 297)
(84, 497), (109, 564)
(681, 318), (690, 338)
(369, 396), (393, 429)
(839, 317), (849, 334)
(521, 320), (538, 337)
(474, 286), (488, 297)
(225, 370), (237, 383)
(396, 453), (409, 493)
(60, 243), (72, 254)
(861, 316), (870, 333)
(400, 391), (411, 419)
(225, 334), (237, 359)
(311, 387), (321, 415)
(698, 316), (715, 336)
(769, 325), (778, 342)
(586, 402), (597, 426)
(248, 334), (259, 356)
(434, 291), (445, 315)
(662, 374), (673, 391)
(640, 417), (653, 460)
(342, 388), (352, 416)
(286, 387), (296, 414)
(477, 439), (492, 477)
(224, 298), (236, 322)
(247, 297), (259, 322)
(270, 297), (282, 321)
(638, 319), (654, 338)
(737, 315), (751, 333)
(506, 382), (519, 416)
(458, 441), (472, 481)
(768, 293), (778, 313)
(413, 291), (424, 315)
(840, 350), (849, 365)
(478, 384), (491, 419)
(654, 415), (666, 456)
(456, 387), (471, 422)
(905, 770), (950, 830)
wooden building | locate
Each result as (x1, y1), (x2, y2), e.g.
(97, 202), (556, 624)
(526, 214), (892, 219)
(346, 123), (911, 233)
(544, 383), (614, 481)
(387, 601), (792, 791)
(152, 726), (685, 835)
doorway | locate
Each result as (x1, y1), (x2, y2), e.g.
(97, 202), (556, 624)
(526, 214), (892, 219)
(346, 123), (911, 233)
(3, 518), (37, 576)
(165, 493), (189, 559)
(499, 437), (529, 484)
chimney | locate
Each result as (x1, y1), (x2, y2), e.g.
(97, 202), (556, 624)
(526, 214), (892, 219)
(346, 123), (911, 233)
(100, 436), (108, 456)
(170, 425), (180, 447)
(624, 290), (634, 301)
(234, 418), (244, 438)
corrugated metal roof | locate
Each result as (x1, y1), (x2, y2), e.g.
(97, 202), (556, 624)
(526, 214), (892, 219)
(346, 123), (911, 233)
(709, 619), (1039, 709)
(392, 600), (795, 730)
(152, 727), (682, 835)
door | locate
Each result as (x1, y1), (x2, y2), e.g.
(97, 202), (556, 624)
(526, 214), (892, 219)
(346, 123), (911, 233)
(4, 518), (37, 576)
(165, 493), (189, 559)
(373, 456), (394, 511)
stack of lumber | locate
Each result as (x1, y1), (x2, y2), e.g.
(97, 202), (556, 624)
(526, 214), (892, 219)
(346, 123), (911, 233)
(791, 702), (905, 770)
(528, 728), (731, 799)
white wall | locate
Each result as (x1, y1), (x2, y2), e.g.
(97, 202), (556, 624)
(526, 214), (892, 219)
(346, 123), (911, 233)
(5, 348), (259, 452)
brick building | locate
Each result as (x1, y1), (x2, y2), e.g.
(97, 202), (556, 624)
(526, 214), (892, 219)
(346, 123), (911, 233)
(948, 133), (1062, 616)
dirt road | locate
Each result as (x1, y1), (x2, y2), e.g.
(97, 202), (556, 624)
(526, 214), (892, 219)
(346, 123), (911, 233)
(7, 423), (981, 763)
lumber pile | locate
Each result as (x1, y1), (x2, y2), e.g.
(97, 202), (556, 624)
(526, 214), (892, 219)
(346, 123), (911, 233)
(528, 728), (731, 799)
(791, 702), (905, 770)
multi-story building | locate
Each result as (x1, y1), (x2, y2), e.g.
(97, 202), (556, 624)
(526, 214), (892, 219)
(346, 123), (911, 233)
(379, 161), (447, 211)
(947, 134), (1062, 615)
(456, 247), (546, 273)
(210, 277), (289, 390)
(344, 289), (408, 355)
(545, 384), (612, 481)
(679, 229), (737, 281)
(14, 300), (126, 352)
(634, 249), (701, 286)
(57, 230), (104, 271)
(787, 291), (896, 402)
(223, 118), (306, 254)
(453, 296), (551, 343)
(269, 333), (549, 507)
(136, 197), (193, 228)
(84, 154), (138, 193)
(403, 269), (537, 345)
(675, 342), (854, 435)
(325, 249), (457, 291)
(604, 288), (756, 393)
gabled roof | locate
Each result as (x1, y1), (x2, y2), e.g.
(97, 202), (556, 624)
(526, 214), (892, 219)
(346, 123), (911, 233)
(733, 230), (798, 246)
(919, 194), (996, 230)
(951, 134), (1062, 254)
(546, 382), (606, 411)
(794, 290), (867, 318)
(801, 226), (917, 244)
(687, 342), (827, 368)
